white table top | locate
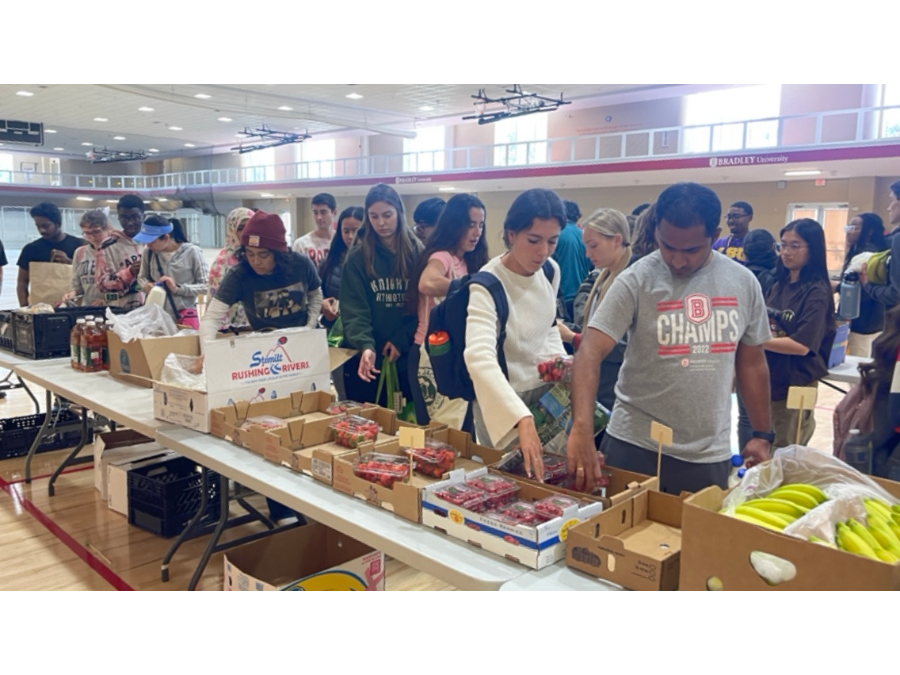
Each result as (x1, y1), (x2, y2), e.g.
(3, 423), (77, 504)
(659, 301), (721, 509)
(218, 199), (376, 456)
(499, 561), (622, 591)
(0, 349), (66, 371)
(14, 361), (161, 438)
(155, 424), (530, 591)
(825, 354), (864, 385)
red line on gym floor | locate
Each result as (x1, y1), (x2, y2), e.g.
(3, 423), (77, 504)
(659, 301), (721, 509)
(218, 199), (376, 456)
(3, 464), (94, 486)
(0, 475), (134, 591)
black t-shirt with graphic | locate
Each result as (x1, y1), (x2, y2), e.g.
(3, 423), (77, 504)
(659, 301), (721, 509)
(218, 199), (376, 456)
(764, 277), (836, 401)
(216, 251), (321, 331)
(16, 234), (85, 270)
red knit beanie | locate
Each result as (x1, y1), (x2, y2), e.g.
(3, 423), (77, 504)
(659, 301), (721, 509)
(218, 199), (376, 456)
(241, 210), (288, 252)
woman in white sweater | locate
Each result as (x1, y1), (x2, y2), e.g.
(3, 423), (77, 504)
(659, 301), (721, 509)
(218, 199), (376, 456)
(464, 189), (567, 480)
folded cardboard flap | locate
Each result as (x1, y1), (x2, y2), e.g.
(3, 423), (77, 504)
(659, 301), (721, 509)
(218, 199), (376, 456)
(109, 332), (201, 388)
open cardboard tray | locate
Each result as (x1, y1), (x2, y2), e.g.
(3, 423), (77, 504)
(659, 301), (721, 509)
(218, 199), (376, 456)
(566, 489), (686, 591)
(421, 466), (608, 569)
(679, 475), (900, 591)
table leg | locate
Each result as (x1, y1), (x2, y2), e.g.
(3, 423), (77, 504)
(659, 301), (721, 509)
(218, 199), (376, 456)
(18, 375), (40, 414)
(24, 390), (54, 484)
(47, 410), (90, 497)
(187, 473), (231, 591)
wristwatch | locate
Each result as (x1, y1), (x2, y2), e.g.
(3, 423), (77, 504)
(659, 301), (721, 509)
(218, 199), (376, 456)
(752, 430), (776, 444)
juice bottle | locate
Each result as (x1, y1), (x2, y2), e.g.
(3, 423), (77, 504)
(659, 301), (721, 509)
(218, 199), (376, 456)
(96, 319), (110, 370)
(81, 321), (104, 373)
(70, 318), (86, 371)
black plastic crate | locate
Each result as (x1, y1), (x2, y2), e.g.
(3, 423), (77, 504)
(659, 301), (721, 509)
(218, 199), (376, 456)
(0, 410), (91, 459)
(127, 455), (221, 538)
(0, 310), (14, 352)
(12, 306), (129, 360)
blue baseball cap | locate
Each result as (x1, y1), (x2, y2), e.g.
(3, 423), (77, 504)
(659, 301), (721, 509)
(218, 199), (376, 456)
(133, 220), (173, 243)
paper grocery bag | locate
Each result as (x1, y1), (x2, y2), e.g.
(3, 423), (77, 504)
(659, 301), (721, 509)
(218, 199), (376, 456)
(28, 261), (73, 306)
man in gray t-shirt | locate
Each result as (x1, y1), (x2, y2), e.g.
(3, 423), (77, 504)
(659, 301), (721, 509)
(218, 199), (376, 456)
(567, 183), (774, 495)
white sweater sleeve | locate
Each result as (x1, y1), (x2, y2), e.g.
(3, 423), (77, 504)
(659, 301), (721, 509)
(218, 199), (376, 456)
(464, 284), (532, 447)
(199, 298), (229, 350)
(306, 287), (323, 328)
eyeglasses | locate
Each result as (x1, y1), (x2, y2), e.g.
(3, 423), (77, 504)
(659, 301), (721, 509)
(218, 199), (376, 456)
(81, 228), (106, 237)
(844, 225), (861, 232)
(777, 242), (808, 253)
(726, 213), (749, 221)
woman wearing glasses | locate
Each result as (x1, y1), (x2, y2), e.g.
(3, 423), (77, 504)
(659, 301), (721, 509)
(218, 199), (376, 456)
(764, 218), (836, 447)
(62, 210), (141, 308)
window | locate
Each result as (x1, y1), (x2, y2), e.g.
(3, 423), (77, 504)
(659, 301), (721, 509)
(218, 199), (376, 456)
(786, 202), (849, 273)
(0, 153), (13, 183)
(403, 126), (445, 172)
(881, 84), (900, 138)
(281, 211), (293, 244)
(682, 85), (781, 153)
(493, 114), (548, 166)
(241, 147), (275, 182)
(298, 139), (335, 179)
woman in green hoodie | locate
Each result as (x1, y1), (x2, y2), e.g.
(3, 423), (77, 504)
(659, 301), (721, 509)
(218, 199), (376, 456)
(340, 184), (423, 406)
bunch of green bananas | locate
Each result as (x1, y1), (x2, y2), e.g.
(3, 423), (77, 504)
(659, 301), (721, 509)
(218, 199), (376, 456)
(722, 484), (828, 531)
(832, 499), (900, 563)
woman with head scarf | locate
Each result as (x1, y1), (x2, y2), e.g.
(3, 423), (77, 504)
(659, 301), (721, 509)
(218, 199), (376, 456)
(207, 207), (254, 329)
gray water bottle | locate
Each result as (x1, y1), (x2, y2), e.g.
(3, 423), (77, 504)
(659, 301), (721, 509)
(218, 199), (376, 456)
(838, 271), (861, 320)
(843, 429), (872, 475)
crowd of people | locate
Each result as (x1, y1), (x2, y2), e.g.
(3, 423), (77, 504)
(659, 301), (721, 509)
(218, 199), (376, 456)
(4, 178), (900, 498)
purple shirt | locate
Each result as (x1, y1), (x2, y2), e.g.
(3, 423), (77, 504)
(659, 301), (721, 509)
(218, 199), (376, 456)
(713, 235), (747, 264)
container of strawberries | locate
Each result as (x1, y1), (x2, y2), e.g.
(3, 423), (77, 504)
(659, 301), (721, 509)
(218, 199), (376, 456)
(330, 414), (380, 448)
(533, 494), (582, 520)
(536, 354), (573, 384)
(466, 474), (518, 509)
(493, 500), (543, 526)
(352, 453), (410, 488)
(326, 400), (364, 416)
(401, 439), (458, 479)
(434, 483), (489, 512)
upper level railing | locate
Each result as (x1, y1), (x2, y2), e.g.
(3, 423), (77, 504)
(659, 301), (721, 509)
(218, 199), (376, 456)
(2, 104), (899, 192)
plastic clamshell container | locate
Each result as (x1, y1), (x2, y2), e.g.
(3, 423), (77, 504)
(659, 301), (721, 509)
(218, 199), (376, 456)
(542, 454), (569, 484)
(401, 439), (459, 479)
(495, 500), (543, 526)
(351, 453), (410, 489)
(330, 414), (381, 449)
(533, 494), (582, 520)
(536, 354), (573, 384)
(433, 483), (489, 513)
(325, 400), (365, 415)
(242, 415), (288, 430)
(466, 474), (518, 509)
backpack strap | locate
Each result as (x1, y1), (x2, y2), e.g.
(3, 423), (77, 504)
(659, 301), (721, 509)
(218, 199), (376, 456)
(542, 259), (555, 283)
(468, 271), (510, 379)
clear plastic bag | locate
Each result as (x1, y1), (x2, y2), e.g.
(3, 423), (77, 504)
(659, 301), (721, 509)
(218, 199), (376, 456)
(160, 352), (206, 392)
(722, 445), (899, 544)
(106, 304), (178, 341)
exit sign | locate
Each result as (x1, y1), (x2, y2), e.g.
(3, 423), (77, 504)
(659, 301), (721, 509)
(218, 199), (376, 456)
(815, 178), (826, 187)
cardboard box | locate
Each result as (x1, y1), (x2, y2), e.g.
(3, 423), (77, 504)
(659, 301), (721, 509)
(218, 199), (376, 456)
(223, 523), (385, 591)
(107, 450), (176, 515)
(679, 478), (900, 591)
(153, 328), (334, 433)
(108, 332), (200, 388)
(421, 467), (605, 569)
(330, 427), (489, 520)
(566, 489), (685, 591)
(93, 430), (166, 501)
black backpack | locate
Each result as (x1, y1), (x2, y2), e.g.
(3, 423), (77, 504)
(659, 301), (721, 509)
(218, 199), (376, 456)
(425, 261), (554, 401)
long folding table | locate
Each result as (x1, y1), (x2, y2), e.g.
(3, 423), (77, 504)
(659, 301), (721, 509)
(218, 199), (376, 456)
(0, 349), (45, 413)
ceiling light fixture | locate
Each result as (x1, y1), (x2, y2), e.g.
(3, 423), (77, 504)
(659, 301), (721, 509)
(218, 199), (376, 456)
(346, 93), (364, 100)
(16, 91), (34, 97)
(113, 136), (126, 140)
(438, 186), (456, 192)
(277, 106), (293, 111)
(76, 196), (93, 201)
(217, 117), (233, 122)
(168, 126), (183, 131)
(419, 105), (434, 112)
(138, 106), (154, 112)
(194, 93), (211, 99)
(106, 200), (118, 204)
(53, 147), (64, 151)
(94, 117), (108, 122)
(148, 148), (159, 152)
(184, 143), (196, 147)
(81, 142), (93, 146)
(260, 193), (275, 198)
(463, 85), (570, 125)
(784, 169), (822, 176)
(45, 129), (57, 134)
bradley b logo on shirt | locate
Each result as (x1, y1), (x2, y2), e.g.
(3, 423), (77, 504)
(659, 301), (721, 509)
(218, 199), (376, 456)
(656, 293), (740, 361)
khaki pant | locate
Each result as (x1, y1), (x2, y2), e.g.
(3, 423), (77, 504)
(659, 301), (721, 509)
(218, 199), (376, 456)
(772, 396), (816, 448)
(847, 331), (879, 358)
